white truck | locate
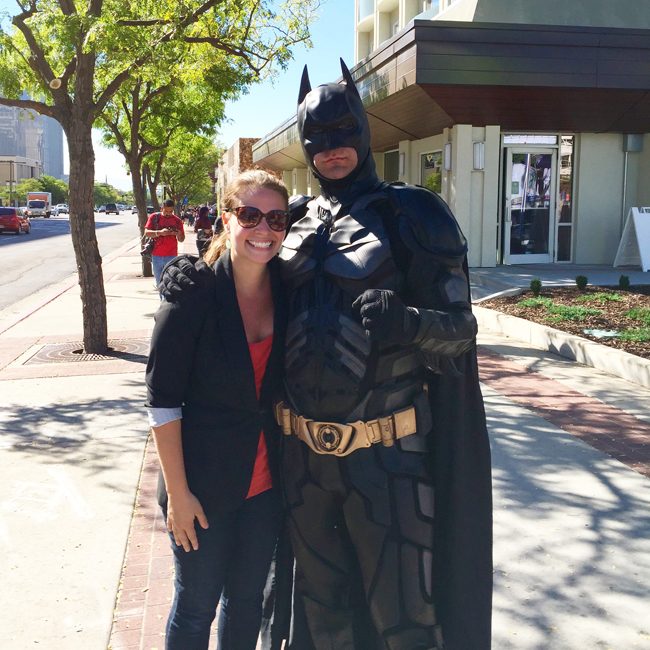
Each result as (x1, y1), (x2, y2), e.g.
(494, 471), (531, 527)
(26, 192), (52, 218)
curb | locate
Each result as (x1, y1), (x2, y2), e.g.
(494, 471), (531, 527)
(0, 236), (141, 336)
(474, 305), (650, 390)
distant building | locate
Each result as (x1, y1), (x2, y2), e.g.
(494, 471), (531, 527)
(0, 94), (65, 180)
(215, 138), (281, 211)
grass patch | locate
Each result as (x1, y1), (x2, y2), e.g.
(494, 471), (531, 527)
(625, 307), (650, 326)
(620, 327), (650, 342)
(574, 292), (623, 303)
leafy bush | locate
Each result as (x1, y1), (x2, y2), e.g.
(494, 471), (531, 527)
(574, 292), (622, 303)
(530, 278), (542, 296)
(575, 275), (588, 291)
(626, 307), (650, 326)
(517, 297), (552, 308)
(545, 304), (602, 322)
(620, 327), (650, 342)
(619, 275), (631, 290)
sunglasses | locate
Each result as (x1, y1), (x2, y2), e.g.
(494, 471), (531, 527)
(230, 206), (290, 232)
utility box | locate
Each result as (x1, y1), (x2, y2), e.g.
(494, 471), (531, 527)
(623, 134), (644, 152)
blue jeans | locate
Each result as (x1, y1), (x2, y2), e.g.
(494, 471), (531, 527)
(152, 255), (176, 300)
(164, 489), (282, 650)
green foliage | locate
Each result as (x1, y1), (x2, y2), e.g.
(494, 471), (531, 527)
(575, 275), (588, 290)
(530, 278), (542, 296)
(626, 307), (650, 326)
(11, 177), (42, 204)
(158, 132), (223, 207)
(517, 297), (552, 308)
(574, 292), (623, 303)
(94, 182), (120, 206)
(38, 175), (69, 204)
(423, 173), (441, 194)
(517, 296), (601, 321)
(620, 327), (650, 342)
(619, 275), (631, 289)
(545, 304), (602, 322)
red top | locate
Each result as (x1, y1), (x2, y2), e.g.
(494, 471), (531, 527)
(246, 334), (274, 499)
(145, 212), (184, 257)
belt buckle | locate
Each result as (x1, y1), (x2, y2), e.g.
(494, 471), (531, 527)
(307, 421), (352, 454)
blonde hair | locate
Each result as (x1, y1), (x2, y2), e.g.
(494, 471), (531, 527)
(204, 170), (289, 265)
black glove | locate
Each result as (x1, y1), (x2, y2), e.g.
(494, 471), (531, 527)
(158, 255), (211, 302)
(351, 289), (419, 345)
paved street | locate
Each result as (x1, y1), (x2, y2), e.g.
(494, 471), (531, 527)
(0, 211), (140, 315)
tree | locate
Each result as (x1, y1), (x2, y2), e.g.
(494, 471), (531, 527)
(159, 132), (222, 209)
(99, 74), (223, 276)
(0, 0), (319, 353)
(39, 174), (69, 203)
(93, 182), (120, 207)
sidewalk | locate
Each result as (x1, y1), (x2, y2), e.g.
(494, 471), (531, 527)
(0, 239), (648, 650)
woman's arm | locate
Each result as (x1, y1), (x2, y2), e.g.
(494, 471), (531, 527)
(152, 419), (209, 552)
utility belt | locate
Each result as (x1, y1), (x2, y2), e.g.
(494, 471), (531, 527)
(274, 401), (418, 457)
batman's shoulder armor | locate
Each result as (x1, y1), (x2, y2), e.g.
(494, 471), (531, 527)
(386, 183), (467, 268)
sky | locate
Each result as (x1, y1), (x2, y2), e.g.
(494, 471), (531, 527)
(59, 0), (354, 190)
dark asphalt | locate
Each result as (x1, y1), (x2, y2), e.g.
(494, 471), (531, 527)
(0, 211), (139, 312)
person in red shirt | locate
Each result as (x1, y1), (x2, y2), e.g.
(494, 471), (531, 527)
(193, 205), (213, 257)
(146, 170), (290, 650)
(144, 198), (185, 298)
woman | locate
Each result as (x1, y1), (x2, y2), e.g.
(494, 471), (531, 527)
(145, 170), (290, 650)
(194, 205), (213, 257)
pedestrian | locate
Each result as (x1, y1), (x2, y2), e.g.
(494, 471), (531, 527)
(159, 61), (492, 650)
(194, 206), (213, 257)
(146, 169), (290, 650)
(144, 198), (185, 299)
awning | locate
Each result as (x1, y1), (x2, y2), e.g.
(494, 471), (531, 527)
(254, 20), (650, 169)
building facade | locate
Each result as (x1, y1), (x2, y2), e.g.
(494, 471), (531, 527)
(0, 98), (65, 180)
(252, 0), (650, 267)
(216, 138), (283, 211)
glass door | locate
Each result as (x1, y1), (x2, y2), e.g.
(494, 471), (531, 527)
(503, 148), (557, 264)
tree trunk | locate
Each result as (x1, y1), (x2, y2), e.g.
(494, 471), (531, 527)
(66, 121), (108, 354)
(145, 165), (160, 211)
(131, 165), (152, 277)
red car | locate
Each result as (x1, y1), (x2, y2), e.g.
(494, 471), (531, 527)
(0, 207), (31, 235)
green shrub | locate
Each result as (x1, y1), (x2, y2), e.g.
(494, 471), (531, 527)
(545, 304), (601, 322)
(530, 278), (542, 296)
(619, 275), (630, 290)
(626, 307), (650, 326)
(574, 292), (622, 303)
(620, 327), (650, 342)
(575, 275), (588, 291)
(517, 297), (552, 308)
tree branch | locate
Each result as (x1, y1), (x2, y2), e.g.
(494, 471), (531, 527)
(58, 0), (76, 16)
(12, 3), (57, 85)
(140, 83), (171, 114)
(0, 95), (55, 119)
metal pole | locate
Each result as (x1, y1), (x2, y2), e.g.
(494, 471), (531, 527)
(621, 150), (629, 237)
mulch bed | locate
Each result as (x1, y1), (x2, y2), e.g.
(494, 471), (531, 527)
(479, 285), (650, 360)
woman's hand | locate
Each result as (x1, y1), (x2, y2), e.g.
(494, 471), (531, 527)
(166, 490), (209, 552)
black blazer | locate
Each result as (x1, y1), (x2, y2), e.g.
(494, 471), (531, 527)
(145, 251), (287, 516)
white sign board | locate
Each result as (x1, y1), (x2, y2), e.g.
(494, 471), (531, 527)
(614, 207), (650, 272)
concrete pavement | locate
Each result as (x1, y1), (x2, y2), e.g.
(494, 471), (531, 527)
(0, 238), (649, 650)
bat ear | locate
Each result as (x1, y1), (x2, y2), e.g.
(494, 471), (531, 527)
(298, 65), (312, 105)
(340, 58), (360, 99)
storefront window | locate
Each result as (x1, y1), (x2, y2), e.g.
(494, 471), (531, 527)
(421, 151), (442, 193)
(557, 136), (574, 262)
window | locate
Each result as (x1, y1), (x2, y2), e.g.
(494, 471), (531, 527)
(421, 152), (442, 193)
(557, 136), (574, 262)
(384, 151), (400, 183)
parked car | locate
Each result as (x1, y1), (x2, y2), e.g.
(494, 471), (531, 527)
(98, 206), (106, 212)
(105, 203), (119, 215)
(131, 205), (137, 213)
(55, 203), (69, 214)
(0, 207), (30, 235)
(146, 206), (155, 214)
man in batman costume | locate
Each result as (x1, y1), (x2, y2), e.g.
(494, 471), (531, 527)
(160, 60), (492, 650)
